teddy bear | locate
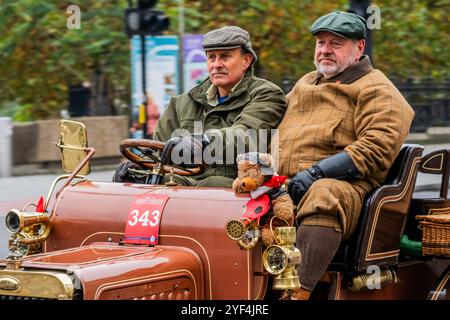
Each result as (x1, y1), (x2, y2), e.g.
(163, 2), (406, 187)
(231, 152), (295, 247)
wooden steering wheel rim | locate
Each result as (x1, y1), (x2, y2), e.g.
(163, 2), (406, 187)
(119, 139), (206, 176)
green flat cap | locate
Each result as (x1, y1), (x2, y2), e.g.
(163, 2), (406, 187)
(202, 26), (258, 65)
(311, 11), (367, 39)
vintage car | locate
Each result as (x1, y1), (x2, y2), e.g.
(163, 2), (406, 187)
(0, 120), (448, 300)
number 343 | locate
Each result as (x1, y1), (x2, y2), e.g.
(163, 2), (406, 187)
(128, 209), (160, 227)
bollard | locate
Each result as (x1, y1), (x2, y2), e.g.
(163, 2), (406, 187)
(0, 117), (12, 177)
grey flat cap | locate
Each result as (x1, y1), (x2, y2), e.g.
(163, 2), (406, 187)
(202, 26), (258, 65)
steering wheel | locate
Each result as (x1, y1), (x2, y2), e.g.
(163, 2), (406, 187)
(119, 139), (206, 176)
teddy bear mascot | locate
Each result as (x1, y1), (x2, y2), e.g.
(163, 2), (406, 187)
(226, 152), (295, 248)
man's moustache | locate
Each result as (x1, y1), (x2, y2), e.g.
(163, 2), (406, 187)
(319, 56), (336, 62)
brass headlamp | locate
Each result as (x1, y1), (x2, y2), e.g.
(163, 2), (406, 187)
(262, 226), (301, 290)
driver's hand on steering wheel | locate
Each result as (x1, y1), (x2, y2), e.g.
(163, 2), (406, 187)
(113, 161), (145, 183)
(160, 134), (210, 166)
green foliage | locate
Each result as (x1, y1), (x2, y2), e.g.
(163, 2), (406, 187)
(0, 1), (448, 121)
(163, 0), (449, 82)
(0, 0), (130, 121)
(371, 0), (449, 78)
(162, 0), (350, 82)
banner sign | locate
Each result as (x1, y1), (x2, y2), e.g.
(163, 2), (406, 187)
(129, 35), (180, 138)
(130, 35), (144, 138)
(183, 34), (208, 92)
(145, 36), (179, 116)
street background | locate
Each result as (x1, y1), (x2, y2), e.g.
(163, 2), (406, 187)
(0, 2), (448, 264)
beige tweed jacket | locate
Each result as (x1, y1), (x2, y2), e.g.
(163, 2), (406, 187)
(277, 56), (415, 235)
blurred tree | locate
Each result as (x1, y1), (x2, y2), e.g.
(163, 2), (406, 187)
(371, 0), (449, 78)
(163, 0), (449, 81)
(0, 0), (131, 121)
(162, 0), (349, 83)
(0, 0), (448, 121)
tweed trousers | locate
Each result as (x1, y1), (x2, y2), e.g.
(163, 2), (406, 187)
(296, 178), (367, 240)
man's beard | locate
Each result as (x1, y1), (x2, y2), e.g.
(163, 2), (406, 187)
(314, 47), (357, 79)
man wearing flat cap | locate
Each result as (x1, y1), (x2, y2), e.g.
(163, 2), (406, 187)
(277, 11), (415, 299)
(114, 26), (286, 187)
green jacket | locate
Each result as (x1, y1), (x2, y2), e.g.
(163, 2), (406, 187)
(154, 69), (287, 179)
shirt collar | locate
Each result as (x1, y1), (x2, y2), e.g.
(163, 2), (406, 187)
(205, 76), (245, 106)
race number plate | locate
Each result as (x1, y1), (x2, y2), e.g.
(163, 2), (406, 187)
(124, 194), (169, 245)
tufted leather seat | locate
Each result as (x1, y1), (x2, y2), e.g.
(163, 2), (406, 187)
(328, 144), (424, 273)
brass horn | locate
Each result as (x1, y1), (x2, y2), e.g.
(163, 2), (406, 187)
(237, 221), (260, 250)
(225, 219), (247, 241)
(225, 219), (260, 250)
(5, 209), (51, 245)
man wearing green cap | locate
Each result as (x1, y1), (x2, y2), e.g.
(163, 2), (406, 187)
(277, 11), (415, 299)
(114, 26), (286, 187)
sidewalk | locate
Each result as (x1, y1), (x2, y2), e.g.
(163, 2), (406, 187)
(0, 168), (115, 202)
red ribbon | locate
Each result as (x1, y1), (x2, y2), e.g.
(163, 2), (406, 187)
(263, 175), (287, 188)
(36, 196), (45, 213)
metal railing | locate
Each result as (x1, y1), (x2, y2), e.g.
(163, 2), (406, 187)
(279, 76), (450, 133)
(391, 77), (450, 133)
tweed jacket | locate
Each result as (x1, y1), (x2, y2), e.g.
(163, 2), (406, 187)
(154, 69), (287, 180)
(278, 56), (415, 193)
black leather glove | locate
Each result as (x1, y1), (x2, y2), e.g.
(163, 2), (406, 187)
(288, 166), (322, 205)
(160, 134), (211, 165)
(288, 152), (361, 205)
(112, 161), (145, 183)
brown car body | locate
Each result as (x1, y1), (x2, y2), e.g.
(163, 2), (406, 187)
(0, 127), (449, 300)
(44, 184), (266, 300)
